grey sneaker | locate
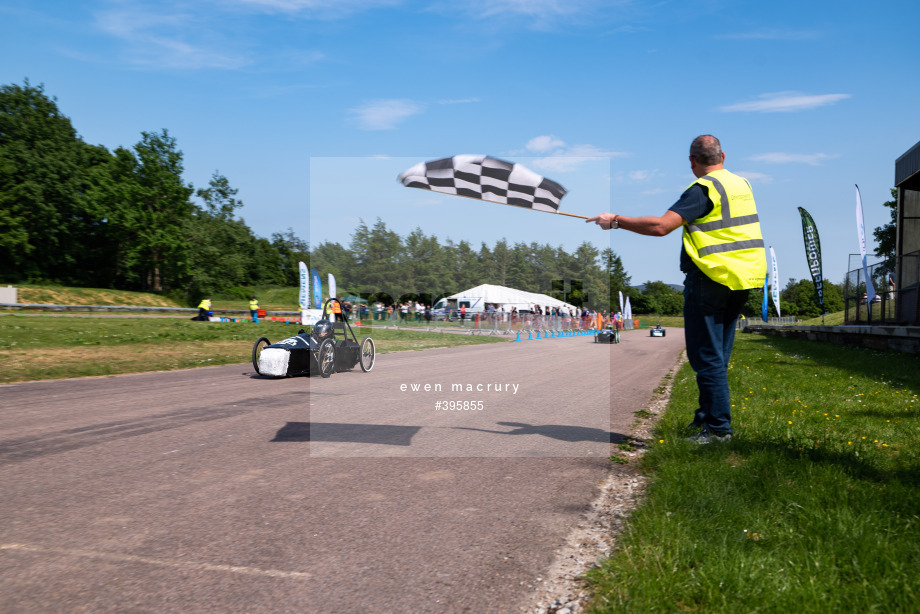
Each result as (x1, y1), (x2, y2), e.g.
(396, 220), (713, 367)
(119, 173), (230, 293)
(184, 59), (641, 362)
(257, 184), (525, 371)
(685, 430), (732, 444)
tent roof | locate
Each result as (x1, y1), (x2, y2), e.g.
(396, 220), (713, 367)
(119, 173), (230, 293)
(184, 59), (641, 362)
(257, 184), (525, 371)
(447, 284), (578, 311)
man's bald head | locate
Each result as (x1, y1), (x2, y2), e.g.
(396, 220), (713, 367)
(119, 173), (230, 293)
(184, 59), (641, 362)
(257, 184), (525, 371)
(690, 135), (723, 166)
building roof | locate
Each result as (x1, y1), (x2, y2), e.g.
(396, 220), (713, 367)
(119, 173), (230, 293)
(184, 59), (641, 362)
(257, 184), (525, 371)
(895, 139), (920, 189)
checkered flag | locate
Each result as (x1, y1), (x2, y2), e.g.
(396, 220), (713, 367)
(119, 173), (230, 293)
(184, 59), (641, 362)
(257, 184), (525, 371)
(398, 155), (579, 216)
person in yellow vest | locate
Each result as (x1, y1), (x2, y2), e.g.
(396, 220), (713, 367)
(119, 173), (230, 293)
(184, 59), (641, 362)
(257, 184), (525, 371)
(587, 135), (766, 444)
(197, 297), (211, 321)
(249, 297), (259, 322)
(323, 298), (342, 320)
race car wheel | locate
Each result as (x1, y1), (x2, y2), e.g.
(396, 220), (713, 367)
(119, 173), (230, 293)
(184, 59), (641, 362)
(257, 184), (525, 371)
(252, 337), (271, 374)
(360, 337), (376, 372)
(318, 339), (336, 378)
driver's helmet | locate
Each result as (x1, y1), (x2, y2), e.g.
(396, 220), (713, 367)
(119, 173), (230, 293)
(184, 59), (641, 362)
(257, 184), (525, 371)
(311, 319), (334, 342)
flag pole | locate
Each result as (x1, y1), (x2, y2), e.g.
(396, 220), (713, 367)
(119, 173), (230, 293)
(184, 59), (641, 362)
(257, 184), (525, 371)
(447, 191), (590, 219)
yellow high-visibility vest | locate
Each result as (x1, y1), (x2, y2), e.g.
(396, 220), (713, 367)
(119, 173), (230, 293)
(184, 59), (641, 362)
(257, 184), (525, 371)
(682, 169), (767, 290)
(198, 299), (211, 310)
(249, 299), (259, 311)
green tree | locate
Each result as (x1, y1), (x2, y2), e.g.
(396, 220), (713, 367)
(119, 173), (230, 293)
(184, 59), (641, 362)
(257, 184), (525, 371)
(634, 281), (683, 315)
(348, 218), (403, 300)
(602, 248), (632, 313)
(183, 171), (260, 300)
(872, 188), (898, 271)
(0, 81), (105, 283)
(309, 241), (353, 295)
(101, 130), (194, 291)
(271, 229), (308, 286)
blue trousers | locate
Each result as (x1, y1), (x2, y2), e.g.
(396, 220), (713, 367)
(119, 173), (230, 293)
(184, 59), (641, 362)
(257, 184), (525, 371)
(683, 270), (749, 435)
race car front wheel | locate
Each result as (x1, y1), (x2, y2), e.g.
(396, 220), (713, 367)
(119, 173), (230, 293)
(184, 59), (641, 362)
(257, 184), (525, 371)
(360, 337), (376, 372)
(252, 337), (271, 374)
(318, 339), (336, 378)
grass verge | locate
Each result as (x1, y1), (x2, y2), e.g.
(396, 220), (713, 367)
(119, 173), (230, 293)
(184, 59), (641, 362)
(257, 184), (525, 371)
(0, 314), (506, 384)
(586, 333), (920, 613)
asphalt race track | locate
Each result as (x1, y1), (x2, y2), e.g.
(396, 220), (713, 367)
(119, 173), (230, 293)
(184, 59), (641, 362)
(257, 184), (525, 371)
(0, 330), (685, 613)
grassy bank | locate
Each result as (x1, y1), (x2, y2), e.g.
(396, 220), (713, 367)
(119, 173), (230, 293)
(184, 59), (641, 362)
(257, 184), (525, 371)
(588, 333), (920, 612)
(11, 284), (300, 311)
(0, 315), (506, 384)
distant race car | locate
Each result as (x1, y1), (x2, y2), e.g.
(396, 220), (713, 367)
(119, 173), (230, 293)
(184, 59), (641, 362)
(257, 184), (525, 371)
(595, 327), (620, 344)
(650, 324), (666, 337)
(251, 299), (375, 378)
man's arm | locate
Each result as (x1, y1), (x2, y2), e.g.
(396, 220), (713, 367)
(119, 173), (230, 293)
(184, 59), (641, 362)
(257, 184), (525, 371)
(586, 210), (685, 236)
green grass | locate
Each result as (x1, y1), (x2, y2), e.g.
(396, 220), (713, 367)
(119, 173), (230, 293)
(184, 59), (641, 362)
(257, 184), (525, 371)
(587, 333), (920, 613)
(796, 310), (846, 326)
(635, 315), (684, 329)
(0, 314), (506, 383)
(11, 283), (303, 311)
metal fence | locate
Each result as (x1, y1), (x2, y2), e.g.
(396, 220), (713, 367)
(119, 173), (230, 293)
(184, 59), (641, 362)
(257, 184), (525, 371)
(357, 309), (629, 336)
(738, 316), (798, 330)
(843, 253), (911, 325)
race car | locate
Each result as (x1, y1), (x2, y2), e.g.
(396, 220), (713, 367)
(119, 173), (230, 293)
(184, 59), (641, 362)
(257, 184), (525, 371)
(595, 326), (620, 344)
(650, 324), (666, 337)
(251, 299), (375, 378)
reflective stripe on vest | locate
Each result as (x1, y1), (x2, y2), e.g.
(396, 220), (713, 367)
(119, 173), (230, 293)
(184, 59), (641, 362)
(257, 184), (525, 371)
(682, 170), (766, 290)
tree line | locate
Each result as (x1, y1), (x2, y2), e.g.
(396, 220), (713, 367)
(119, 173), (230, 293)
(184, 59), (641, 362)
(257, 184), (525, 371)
(0, 80), (863, 316)
(0, 81), (308, 302)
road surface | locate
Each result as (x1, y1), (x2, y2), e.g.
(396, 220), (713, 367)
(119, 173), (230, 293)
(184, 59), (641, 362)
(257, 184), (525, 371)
(0, 330), (685, 613)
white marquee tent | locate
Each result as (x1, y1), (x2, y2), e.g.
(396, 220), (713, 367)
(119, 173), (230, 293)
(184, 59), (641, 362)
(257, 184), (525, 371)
(444, 284), (579, 313)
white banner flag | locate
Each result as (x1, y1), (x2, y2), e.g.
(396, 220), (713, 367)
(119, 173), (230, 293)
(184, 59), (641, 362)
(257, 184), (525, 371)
(298, 261), (309, 311)
(855, 185), (876, 300)
(625, 296), (632, 321)
(618, 290), (624, 314)
(769, 246), (781, 317)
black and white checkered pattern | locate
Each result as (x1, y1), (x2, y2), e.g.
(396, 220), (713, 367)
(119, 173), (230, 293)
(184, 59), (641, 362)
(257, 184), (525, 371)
(398, 155), (567, 212)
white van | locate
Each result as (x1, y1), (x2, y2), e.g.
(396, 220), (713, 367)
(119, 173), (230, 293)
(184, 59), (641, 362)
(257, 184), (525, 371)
(432, 297), (487, 321)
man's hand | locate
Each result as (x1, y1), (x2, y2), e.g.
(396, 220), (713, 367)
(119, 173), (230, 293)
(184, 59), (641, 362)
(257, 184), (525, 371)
(586, 213), (618, 230)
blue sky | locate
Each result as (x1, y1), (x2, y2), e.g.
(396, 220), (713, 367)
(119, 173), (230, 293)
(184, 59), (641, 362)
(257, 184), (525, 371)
(3, 0), (918, 287)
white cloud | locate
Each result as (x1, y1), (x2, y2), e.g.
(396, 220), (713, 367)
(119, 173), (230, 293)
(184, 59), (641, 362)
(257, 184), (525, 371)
(526, 135), (566, 152)
(628, 169), (660, 181)
(438, 97), (481, 105)
(234, 0), (400, 18)
(735, 171), (773, 184)
(522, 137), (627, 172)
(533, 145), (627, 173)
(428, 0), (626, 29)
(720, 92), (850, 113)
(94, 5), (251, 69)
(348, 99), (424, 130)
(747, 152), (835, 166)
(718, 29), (819, 41)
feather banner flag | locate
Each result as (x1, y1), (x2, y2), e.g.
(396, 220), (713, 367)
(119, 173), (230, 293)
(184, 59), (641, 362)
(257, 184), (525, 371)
(769, 246), (781, 317)
(855, 185), (876, 300)
(398, 155), (585, 219)
(328, 273), (337, 300)
(298, 261), (309, 311)
(761, 274), (769, 322)
(618, 290), (624, 314)
(797, 207), (824, 313)
(311, 268), (322, 310)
